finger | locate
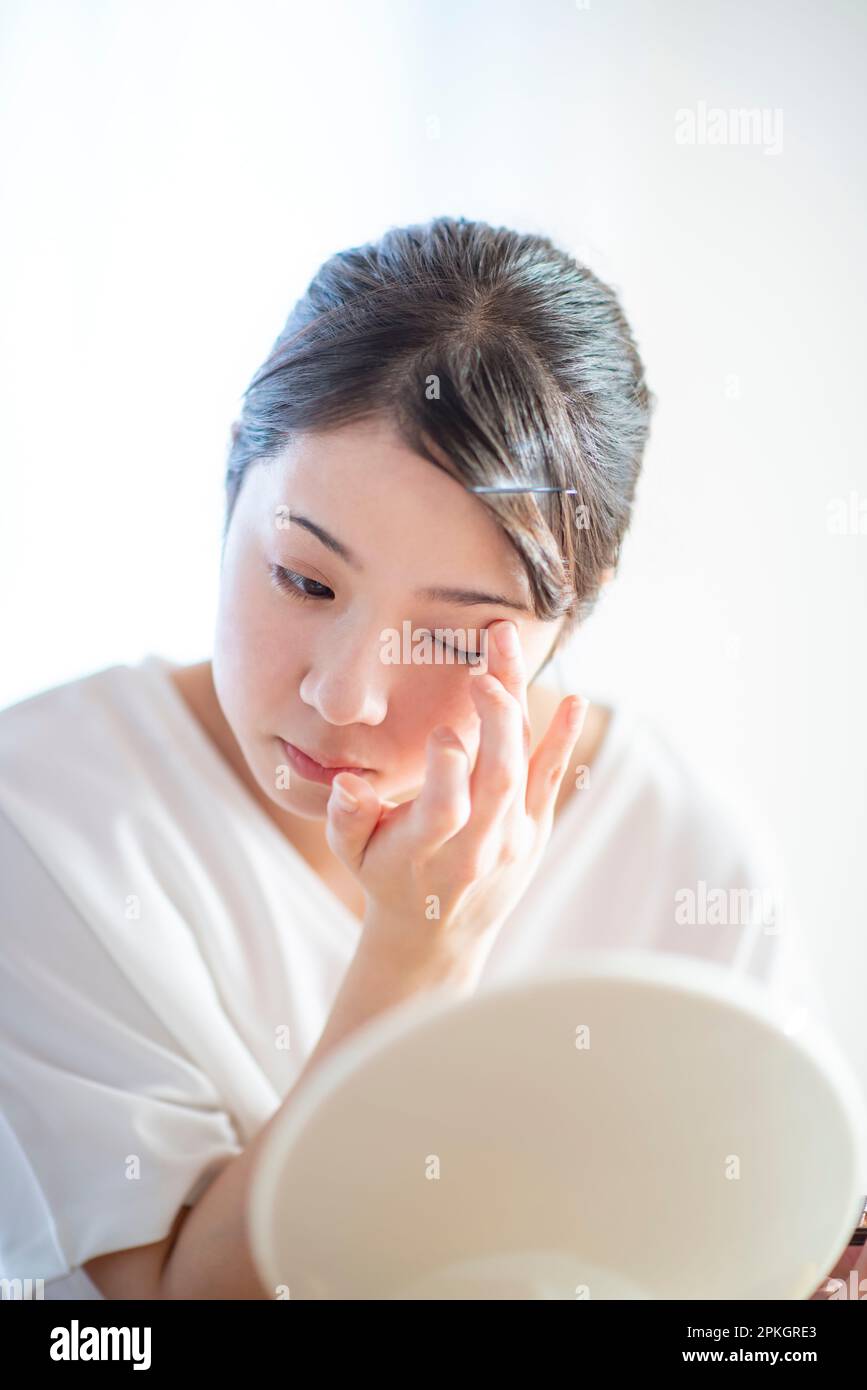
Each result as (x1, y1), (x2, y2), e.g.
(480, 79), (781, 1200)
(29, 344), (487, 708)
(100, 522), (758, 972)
(404, 725), (472, 855)
(481, 619), (531, 759)
(324, 771), (383, 871)
(452, 672), (525, 847)
(525, 695), (589, 823)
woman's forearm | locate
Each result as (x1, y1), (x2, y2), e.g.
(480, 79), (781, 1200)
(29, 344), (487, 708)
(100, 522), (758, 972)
(158, 935), (480, 1300)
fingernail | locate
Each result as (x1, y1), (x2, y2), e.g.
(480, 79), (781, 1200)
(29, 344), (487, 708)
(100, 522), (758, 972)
(494, 621), (518, 656)
(331, 780), (359, 812)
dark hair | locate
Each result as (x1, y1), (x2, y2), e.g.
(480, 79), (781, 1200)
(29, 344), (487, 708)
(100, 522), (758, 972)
(224, 215), (654, 666)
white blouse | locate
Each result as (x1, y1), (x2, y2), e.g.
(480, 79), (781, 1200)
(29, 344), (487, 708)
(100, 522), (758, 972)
(0, 654), (823, 1299)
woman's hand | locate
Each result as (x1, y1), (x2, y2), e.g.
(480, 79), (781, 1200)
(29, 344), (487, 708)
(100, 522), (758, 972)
(324, 618), (588, 982)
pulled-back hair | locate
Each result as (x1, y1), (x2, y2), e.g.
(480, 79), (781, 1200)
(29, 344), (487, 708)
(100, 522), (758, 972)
(225, 215), (655, 663)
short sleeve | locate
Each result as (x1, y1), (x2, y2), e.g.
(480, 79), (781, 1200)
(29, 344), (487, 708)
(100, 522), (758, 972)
(0, 806), (244, 1282)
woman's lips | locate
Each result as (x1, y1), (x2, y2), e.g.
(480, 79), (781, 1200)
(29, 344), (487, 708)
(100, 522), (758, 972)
(280, 739), (373, 786)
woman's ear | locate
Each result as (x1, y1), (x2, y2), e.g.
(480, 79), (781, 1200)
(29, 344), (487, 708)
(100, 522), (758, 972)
(599, 566), (616, 585)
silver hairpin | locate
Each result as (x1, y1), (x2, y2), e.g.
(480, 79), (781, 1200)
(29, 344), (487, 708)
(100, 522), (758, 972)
(468, 486), (580, 495)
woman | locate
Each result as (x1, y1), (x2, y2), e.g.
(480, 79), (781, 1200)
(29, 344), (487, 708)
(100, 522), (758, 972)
(0, 216), (816, 1300)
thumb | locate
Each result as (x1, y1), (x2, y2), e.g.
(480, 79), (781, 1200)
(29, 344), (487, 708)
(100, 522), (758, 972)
(325, 771), (382, 870)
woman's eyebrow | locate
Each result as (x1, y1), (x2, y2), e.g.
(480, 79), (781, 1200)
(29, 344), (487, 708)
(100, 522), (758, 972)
(420, 584), (532, 612)
(285, 512), (533, 613)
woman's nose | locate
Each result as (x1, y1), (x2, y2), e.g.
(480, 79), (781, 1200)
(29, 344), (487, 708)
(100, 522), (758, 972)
(298, 631), (391, 726)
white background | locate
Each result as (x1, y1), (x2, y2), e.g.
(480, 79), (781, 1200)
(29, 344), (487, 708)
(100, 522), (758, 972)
(2, 2), (865, 1104)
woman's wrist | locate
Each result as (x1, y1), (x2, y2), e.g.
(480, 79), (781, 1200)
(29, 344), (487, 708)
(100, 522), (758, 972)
(356, 915), (489, 1002)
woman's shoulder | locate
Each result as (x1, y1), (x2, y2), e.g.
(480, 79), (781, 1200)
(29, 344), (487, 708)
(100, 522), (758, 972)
(0, 659), (154, 795)
(0, 659), (140, 737)
(0, 663), (116, 807)
(0, 656), (193, 886)
(535, 687), (778, 878)
(528, 692), (821, 1015)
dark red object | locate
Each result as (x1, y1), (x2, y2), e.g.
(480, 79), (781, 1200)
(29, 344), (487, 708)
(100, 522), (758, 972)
(809, 1197), (867, 1300)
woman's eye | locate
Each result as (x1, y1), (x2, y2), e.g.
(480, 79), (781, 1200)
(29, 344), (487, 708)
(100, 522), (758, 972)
(434, 634), (466, 658)
(269, 565), (333, 602)
(268, 565), (477, 661)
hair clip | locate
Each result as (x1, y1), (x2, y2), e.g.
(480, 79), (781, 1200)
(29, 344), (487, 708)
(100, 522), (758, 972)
(468, 485), (580, 495)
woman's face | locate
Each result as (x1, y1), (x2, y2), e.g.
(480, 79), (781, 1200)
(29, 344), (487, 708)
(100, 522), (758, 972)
(213, 413), (565, 819)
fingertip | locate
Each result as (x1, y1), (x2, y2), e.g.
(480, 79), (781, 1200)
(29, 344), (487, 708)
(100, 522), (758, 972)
(330, 776), (360, 812)
(330, 769), (377, 806)
(492, 618), (520, 659)
(468, 672), (498, 698)
(565, 695), (589, 732)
